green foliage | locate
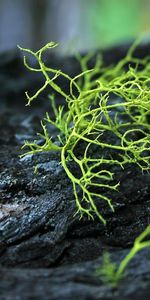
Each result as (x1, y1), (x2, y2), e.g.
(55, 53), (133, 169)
(19, 41), (150, 224)
(96, 225), (150, 287)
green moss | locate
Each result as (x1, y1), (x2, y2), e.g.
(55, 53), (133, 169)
(96, 225), (150, 287)
(19, 41), (150, 224)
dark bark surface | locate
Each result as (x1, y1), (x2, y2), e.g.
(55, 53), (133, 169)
(0, 45), (150, 300)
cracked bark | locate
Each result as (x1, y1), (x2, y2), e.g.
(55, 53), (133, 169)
(0, 44), (150, 300)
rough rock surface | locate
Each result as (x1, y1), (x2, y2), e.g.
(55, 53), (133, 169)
(0, 45), (150, 300)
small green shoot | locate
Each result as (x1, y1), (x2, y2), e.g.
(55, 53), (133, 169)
(96, 225), (150, 287)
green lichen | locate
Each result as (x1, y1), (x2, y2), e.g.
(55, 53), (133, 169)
(19, 41), (150, 224)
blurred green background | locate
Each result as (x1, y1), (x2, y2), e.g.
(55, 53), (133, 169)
(0, 0), (150, 54)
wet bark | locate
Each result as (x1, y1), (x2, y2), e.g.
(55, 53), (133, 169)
(0, 44), (150, 299)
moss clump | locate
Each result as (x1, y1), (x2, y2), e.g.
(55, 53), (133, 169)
(19, 41), (150, 224)
(96, 224), (150, 287)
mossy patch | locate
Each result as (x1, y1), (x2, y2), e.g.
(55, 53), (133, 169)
(19, 41), (150, 224)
